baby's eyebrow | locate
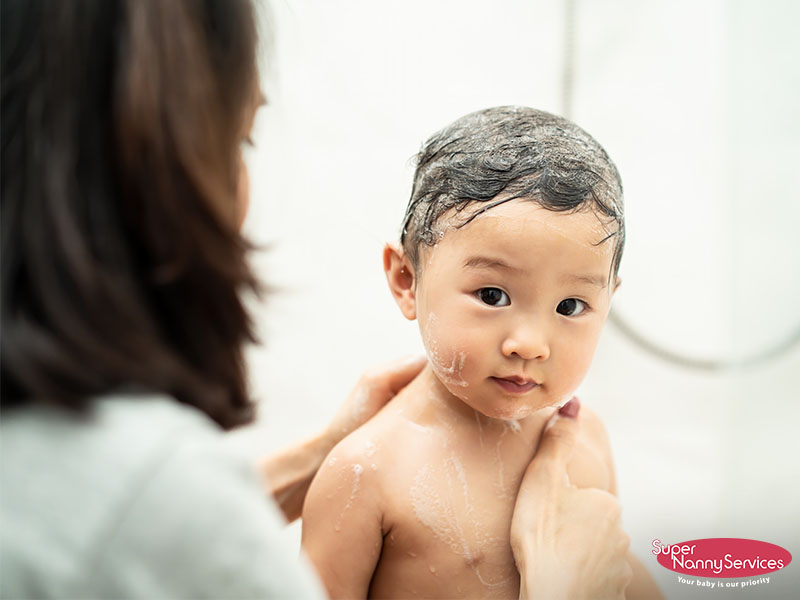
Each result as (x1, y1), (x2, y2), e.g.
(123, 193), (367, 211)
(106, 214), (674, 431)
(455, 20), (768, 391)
(563, 273), (608, 288)
(462, 256), (522, 273)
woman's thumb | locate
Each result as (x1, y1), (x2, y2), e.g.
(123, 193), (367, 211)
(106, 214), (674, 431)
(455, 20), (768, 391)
(534, 397), (581, 471)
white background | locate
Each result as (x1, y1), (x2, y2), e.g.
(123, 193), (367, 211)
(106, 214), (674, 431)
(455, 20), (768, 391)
(230, 1), (800, 597)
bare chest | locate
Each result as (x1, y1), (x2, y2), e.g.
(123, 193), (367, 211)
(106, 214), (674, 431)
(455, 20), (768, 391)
(368, 431), (530, 598)
(367, 426), (609, 599)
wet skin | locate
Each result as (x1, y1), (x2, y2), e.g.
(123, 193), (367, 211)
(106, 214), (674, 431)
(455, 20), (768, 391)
(301, 200), (619, 598)
(302, 369), (614, 598)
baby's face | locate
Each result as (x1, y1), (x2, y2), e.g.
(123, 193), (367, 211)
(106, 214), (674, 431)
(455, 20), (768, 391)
(413, 198), (618, 420)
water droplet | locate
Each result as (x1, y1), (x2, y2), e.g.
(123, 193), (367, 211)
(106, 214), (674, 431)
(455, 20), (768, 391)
(364, 440), (377, 457)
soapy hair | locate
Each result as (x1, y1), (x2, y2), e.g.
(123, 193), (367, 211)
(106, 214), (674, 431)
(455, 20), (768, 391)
(401, 106), (624, 280)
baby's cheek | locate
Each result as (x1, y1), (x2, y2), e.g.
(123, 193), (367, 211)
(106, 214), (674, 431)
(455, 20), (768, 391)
(420, 313), (471, 391)
(552, 345), (596, 400)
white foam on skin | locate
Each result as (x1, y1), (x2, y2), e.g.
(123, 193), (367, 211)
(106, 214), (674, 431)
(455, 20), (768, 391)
(364, 440), (377, 458)
(494, 439), (508, 499)
(448, 455), (473, 519)
(410, 454), (511, 591)
(422, 313), (469, 388)
(474, 412), (485, 449)
(334, 463), (364, 532)
(496, 402), (536, 422)
(474, 569), (513, 590)
(427, 347), (469, 389)
(407, 420), (434, 434)
(348, 386), (369, 429)
(410, 463), (471, 557)
(416, 416), (520, 589)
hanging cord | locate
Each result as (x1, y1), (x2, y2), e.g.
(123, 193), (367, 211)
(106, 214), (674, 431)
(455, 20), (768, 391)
(561, 0), (577, 121)
(560, 0), (800, 371)
(607, 310), (800, 371)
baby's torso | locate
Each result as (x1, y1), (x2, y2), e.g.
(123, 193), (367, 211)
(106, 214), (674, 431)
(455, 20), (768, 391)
(365, 404), (610, 599)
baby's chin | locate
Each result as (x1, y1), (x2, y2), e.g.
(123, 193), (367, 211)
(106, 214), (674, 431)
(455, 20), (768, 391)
(435, 377), (563, 422)
(460, 392), (557, 422)
(483, 401), (550, 422)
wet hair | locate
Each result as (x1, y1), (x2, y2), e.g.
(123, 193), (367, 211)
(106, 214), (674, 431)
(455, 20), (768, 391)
(401, 106), (624, 281)
(1, 0), (260, 429)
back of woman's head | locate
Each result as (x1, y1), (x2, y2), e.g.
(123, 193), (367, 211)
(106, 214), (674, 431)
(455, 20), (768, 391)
(1, 0), (261, 429)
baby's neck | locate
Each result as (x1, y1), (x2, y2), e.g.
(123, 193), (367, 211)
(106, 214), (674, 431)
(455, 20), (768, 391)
(403, 365), (554, 442)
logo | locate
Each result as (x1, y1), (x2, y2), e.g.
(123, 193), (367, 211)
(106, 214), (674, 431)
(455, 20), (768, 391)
(652, 538), (792, 578)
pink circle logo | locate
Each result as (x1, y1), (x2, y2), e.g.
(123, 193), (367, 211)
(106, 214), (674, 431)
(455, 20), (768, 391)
(652, 538), (792, 578)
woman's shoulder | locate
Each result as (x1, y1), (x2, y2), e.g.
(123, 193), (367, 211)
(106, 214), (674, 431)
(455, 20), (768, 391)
(2, 392), (221, 456)
(1, 394), (224, 514)
(0, 393), (325, 599)
(1, 393), (219, 495)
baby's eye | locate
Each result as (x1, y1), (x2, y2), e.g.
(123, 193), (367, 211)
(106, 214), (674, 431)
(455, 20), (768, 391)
(556, 298), (587, 316)
(477, 287), (510, 307)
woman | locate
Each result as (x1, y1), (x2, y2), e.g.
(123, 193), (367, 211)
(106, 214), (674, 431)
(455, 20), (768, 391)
(0, 1), (632, 598)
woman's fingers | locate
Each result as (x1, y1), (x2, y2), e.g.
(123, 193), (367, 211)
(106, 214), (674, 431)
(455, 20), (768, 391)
(326, 356), (426, 447)
(536, 397), (581, 478)
(511, 397), (633, 599)
(363, 355), (427, 397)
(518, 397), (581, 496)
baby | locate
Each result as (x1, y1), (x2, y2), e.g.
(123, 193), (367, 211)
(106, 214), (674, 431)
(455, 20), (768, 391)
(302, 107), (653, 598)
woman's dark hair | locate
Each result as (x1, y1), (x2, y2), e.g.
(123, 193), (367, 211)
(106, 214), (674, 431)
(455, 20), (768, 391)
(401, 106), (625, 281)
(1, 0), (261, 429)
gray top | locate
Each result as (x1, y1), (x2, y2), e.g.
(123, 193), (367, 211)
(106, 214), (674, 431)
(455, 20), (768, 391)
(0, 394), (326, 599)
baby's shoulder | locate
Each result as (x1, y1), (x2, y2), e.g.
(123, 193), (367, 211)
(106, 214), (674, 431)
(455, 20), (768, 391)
(577, 404), (612, 451)
(315, 414), (408, 484)
(318, 424), (383, 479)
(303, 426), (388, 530)
(327, 408), (456, 493)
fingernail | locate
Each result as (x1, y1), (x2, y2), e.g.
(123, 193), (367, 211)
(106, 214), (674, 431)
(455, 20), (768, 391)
(558, 396), (580, 419)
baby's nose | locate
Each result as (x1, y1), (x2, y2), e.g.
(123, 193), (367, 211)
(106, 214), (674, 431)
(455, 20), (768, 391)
(501, 323), (550, 361)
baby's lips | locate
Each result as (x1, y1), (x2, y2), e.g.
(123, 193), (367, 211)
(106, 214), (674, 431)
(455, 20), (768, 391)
(491, 376), (538, 394)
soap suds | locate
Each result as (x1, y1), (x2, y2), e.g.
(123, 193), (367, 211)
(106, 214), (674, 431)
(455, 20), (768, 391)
(364, 440), (377, 458)
(423, 313), (469, 388)
(410, 462), (472, 559)
(340, 386), (369, 433)
(334, 463), (364, 532)
(474, 412), (485, 449)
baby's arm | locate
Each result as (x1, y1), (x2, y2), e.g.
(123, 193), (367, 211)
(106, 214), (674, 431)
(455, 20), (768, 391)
(301, 436), (384, 599)
(579, 406), (664, 600)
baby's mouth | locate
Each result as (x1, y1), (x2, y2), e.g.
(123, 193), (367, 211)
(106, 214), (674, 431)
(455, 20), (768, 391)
(490, 376), (540, 394)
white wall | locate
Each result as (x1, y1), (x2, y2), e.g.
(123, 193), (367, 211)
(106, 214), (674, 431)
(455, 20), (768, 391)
(232, 2), (800, 597)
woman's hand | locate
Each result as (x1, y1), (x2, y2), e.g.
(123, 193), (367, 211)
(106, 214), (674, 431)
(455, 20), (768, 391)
(511, 398), (633, 600)
(324, 355), (426, 448)
(261, 356), (425, 522)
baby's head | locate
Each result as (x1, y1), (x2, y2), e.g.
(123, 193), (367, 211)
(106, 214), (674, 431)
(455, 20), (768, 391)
(384, 106), (624, 420)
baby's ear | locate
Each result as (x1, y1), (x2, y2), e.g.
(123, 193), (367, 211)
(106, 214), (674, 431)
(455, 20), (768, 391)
(383, 243), (417, 320)
(613, 276), (622, 293)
